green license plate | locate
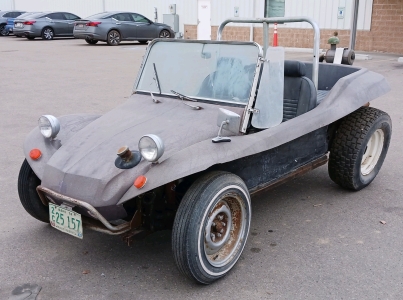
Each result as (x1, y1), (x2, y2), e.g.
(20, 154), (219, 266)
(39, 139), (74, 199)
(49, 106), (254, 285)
(49, 203), (83, 239)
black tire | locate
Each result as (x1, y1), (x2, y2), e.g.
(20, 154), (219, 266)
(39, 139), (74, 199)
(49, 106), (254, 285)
(172, 171), (251, 284)
(159, 29), (171, 38)
(26, 36), (35, 40)
(328, 107), (392, 190)
(18, 159), (49, 223)
(0, 24), (7, 36)
(85, 37), (98, 45)
(41, 27), (54, 40)
(107, 30), (121, 46)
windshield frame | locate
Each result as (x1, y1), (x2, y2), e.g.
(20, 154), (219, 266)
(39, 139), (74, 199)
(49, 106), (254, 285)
(133, 39), (263, 107)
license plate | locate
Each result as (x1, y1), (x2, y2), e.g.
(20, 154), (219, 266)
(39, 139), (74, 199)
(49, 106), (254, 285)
(49, 203), (83, 239)
(15, 23), (23, 28)
(77, 24), (84, 28)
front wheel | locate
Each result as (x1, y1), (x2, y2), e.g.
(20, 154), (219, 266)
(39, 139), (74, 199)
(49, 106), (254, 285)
(328, 106), (392, 190)
(107, 30), (121, 46)
(41, 27), (54, 40)
(159, 29), (171, 38)
(18, 160), (49, 223)
(172, 171), (251, 284)
(85, 37), (98, 45)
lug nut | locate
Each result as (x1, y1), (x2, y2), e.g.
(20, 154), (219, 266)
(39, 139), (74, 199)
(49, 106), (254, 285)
(217, 215), (223, 221)
(217, 233), (222, 238)
(210, 233), (216, 242)
(221, 222), (226, 227)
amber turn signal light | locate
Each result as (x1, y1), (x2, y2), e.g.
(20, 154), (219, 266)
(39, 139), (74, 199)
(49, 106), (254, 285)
(134, 175), (147, 189)
(29, 148), (42, 160)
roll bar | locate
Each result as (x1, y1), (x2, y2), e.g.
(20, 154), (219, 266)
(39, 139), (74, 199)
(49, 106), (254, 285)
(217, 17), (320, 89)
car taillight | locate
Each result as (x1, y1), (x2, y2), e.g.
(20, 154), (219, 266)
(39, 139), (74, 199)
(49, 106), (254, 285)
(85, 22), (101, 27)
(23, 20), (36, 25)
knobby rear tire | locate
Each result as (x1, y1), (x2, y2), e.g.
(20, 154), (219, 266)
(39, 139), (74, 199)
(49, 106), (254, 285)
(328, 106), (392, 190)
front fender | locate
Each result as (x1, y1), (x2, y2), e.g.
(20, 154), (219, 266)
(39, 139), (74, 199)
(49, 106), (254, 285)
(23, 114), (101, 179)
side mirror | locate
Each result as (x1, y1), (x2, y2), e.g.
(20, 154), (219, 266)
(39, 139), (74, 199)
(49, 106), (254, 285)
(212, 108), (241, 143)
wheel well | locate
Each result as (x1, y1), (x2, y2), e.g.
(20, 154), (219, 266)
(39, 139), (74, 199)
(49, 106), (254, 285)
(108, 28), (121, 36)
(41, 26), (54, 34)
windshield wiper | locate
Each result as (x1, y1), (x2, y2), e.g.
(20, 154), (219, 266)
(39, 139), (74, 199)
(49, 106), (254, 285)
(153, 63), (161, 94)
(170, 90), (203, 110)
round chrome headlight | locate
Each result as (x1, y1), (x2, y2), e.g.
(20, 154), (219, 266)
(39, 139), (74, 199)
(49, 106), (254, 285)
(38, 115), (60, 139)
(138, 134), (164, 163)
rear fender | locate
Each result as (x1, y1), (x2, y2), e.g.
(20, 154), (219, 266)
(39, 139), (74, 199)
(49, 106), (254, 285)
(23, 114), (100, 179)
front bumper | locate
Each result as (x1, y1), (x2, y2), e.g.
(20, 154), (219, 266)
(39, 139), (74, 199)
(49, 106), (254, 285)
(37, 186), (140, 235)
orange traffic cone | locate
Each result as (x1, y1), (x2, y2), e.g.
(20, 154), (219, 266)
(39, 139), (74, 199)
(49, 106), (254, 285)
(273, 23), (278, 47)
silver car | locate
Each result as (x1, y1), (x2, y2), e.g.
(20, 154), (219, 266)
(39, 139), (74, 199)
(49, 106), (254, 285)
(73, 11), (175, 45)
(0, 10), (25, 36)
(13, 11), (81, 40)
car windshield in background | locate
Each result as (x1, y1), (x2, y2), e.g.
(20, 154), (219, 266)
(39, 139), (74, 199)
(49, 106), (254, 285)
(136, 41), (260, 105)
(85, 12), (112, 19)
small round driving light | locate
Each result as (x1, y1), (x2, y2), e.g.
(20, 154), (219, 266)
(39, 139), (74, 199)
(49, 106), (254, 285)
(38, 115), (60, 139)
(138, 134), (165, 163)
(29, 148), (42, 160)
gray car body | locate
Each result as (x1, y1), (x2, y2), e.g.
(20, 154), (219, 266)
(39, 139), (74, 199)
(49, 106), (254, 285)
(23, 39), (390, 221)
(73, 11), (175, 43)
(13, 11), (80, 38)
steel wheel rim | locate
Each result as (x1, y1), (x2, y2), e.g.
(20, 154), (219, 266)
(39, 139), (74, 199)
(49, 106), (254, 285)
(204, 193), (246, 268)
(44, 28), (53, 39)
(109, 31), (120, 45)
(159, 30), (170, 38)
(361, 129), (384, 175)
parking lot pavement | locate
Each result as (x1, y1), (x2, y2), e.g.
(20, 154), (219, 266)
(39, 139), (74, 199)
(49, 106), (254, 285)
(1, 37), (402, 299)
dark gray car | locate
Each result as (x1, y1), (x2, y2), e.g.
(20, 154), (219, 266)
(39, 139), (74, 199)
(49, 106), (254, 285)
(73, 11), (175, 45)
(13, 11), (81, 40)
(0, 10), (25, 36)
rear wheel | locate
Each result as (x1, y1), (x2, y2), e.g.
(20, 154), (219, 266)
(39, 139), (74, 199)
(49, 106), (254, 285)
(85, 37), (98, 45)
(159, 29), (171, 38)
(42, 27), (54, 40)
(0, 24), (7, 36)
(172, 171), (251, 284)
(328, 107), (392, 190)
(18, 160), (49, 223)
(107, 30), (121, 46)
(26, 36), (35, 40)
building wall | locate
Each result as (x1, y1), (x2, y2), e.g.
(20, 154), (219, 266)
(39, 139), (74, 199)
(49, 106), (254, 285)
(0, 0), (14, 11)
(185, 0), (402, 54)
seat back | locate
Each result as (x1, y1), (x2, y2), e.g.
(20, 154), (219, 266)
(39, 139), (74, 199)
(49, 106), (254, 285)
(283, 60), (317, 122)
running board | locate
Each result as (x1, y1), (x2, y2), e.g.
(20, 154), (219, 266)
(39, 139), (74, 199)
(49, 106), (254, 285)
(249, 155), (328, 196)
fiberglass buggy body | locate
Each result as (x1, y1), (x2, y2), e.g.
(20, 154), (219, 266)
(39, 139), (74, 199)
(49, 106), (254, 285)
(18, 17), (392, 284)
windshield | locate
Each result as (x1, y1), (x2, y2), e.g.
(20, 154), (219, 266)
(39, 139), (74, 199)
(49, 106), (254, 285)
(135, 41), (260, 105)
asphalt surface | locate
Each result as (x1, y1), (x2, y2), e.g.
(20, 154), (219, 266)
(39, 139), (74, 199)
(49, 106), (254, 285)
(0, 37), (402, 300)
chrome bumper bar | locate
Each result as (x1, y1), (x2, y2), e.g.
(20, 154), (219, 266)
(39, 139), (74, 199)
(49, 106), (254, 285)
(36, 186), (131, 235)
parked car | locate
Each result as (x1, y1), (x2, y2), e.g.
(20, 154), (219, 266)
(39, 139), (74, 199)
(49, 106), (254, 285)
(18, 17), (392, 284)
(73, 11), (175, 45)
(13, 11), (81, 40)
(0, 10), (25, 36)
(6, 12), (40, 36)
